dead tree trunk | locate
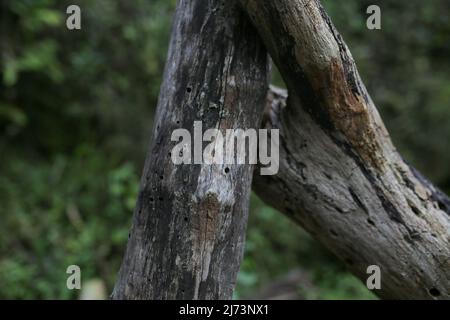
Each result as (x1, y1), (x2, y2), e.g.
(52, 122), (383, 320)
(114, 0), (450, 300)
(240, 0), (450, 299)
(112, 0), (268, 299)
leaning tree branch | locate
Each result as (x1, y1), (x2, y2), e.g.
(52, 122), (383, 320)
(112, 0), (269, 299)
(241, 0), (450, 299)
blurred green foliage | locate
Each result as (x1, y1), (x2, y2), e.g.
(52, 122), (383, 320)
(0, 147), (138, 298)
(0, 0), (175, 299)
(0, 0), (448, 299)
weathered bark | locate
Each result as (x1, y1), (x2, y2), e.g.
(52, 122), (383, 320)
(239, 0), (450, 299)
(112, 0), (268, 299)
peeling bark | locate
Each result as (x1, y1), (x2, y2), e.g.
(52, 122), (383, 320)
(114, 0), (450, 300)
(112, 0), (268, 299)
(241, 0), (450, 299)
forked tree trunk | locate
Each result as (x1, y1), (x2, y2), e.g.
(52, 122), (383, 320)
(240, 0), (450, 299)
(112, 0), (268, 299)
(114, 0), (450, 300)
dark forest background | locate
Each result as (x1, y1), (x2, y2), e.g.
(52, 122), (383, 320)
(1, 0), (449, 299)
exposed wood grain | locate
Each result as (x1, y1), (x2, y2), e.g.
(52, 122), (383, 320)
(241, 0), (450, 299)
(112, 0), (269, 299)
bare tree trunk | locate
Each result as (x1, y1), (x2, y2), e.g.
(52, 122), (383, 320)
(112, 0), (268, 299)
(114, 0), (450, 300)
(239, 0), (450, 299)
